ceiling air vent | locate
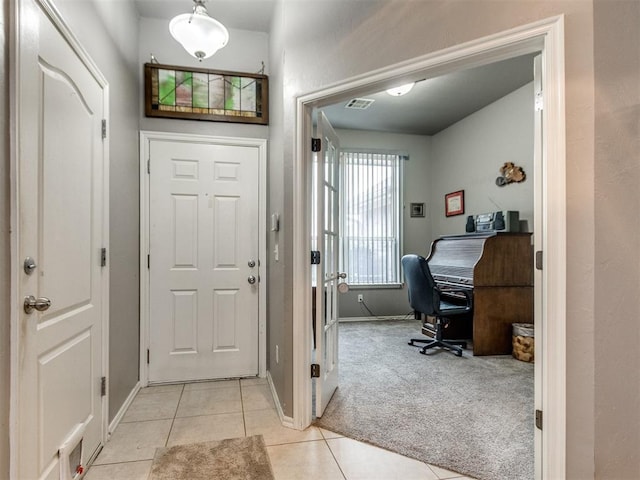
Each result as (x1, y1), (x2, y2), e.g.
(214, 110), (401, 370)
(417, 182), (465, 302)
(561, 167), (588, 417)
(345, 98), (375, 110)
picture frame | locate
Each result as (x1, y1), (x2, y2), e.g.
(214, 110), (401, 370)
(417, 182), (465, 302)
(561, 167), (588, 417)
(445, 190), (465, 217)
(410, 202), (425, 217)
(144, 63), (269, 125)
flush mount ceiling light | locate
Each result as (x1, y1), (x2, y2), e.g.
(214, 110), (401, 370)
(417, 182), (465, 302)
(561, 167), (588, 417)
(169, 0), (229, 61)
(386, 82), (415, 97)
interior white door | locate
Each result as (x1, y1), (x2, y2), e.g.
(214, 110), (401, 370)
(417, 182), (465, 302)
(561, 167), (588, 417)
(15, 1), (107, 478)
(148, 139), (260, 382)
(314, 112), (341, 417)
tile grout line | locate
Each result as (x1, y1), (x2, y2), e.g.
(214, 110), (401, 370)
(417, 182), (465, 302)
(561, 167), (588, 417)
(164, 383), (185, 447)
(322, 436), (348, 480)
(239, 380), (248, 437)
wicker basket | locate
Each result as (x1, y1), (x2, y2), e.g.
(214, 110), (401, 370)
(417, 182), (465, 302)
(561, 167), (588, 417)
(512, 323), (534, 362)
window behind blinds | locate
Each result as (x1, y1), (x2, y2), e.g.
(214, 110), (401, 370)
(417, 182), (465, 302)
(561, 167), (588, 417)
(340, 151), (402, 286)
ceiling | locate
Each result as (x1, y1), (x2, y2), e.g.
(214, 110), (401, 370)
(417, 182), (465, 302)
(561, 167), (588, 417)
(134, 1), (535, 135)
(320, 54), (536, 136)
(134, 0), (275, 33)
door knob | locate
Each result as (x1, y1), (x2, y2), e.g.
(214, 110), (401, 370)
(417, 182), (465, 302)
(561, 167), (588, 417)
(24, 295), (52, 314)
(248, 260), (256, 268)
(247, 275), (257, 285)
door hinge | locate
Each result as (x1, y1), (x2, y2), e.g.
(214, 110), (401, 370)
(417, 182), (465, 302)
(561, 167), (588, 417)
(535, 251), (543, 270)
(311, 250), (321, 265)
(535, 91), (544, 112)
(147, 349), (150, 364)
(147, 159), (150, 174)
(101, 119), (107, 140)
(311, 138), (321, 152)
(100, 376), (107, 397)
(311, 363), (320, 378)
(100, 247), (107, 267)
(535, 409), (543, 430)
(147, 254), (150, 269)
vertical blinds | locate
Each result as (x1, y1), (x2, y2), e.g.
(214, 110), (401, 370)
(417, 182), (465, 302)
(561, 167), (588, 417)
(340, 151), (401, 285)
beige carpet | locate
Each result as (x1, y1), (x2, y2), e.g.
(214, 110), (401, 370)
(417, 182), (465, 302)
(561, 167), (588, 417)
(150, 435), (274, 480)
(315, 320), (534, 480)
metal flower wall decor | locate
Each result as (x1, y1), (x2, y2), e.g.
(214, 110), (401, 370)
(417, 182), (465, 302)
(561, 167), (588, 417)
(496, 162), (526, 186)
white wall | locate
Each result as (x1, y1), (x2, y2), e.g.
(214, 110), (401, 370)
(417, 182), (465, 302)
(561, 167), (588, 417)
(138, 17), (269, 140)
(593, 2), (640, 478)
(334, 129), (431, 318)
(266, 0), (289, 411)
(430, 83), (534, 238)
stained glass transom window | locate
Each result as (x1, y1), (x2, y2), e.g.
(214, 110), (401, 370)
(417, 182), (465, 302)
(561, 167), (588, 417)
(145, 63), (268, 125)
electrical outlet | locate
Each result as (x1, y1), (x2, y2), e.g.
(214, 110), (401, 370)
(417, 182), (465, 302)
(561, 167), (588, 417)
(358, 294), (364, 303)
(275, 345), (279, 364)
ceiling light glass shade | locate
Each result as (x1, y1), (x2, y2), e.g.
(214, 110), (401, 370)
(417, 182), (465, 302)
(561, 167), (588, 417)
(386, 83), (415, 97)
(169, 1), (229, 61)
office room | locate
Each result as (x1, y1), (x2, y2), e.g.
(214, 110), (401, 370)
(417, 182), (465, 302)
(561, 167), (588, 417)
(314, 55), (536, 479)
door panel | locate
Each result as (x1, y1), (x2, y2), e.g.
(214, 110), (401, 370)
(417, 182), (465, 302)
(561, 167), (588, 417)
(16, 1), (107, 477)
(315, 112), (341, 417)
(149, 140), (260, 382)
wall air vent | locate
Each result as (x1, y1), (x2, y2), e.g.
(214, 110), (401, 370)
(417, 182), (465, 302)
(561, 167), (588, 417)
(345, 98), (375, 110)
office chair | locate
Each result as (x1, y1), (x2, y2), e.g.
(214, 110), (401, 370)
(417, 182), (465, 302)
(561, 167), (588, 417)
(401, 254), (473, 357)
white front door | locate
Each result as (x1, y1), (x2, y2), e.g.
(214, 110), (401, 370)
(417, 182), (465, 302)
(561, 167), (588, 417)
(15, 0), (108, 478)
(148, 138), (260, 383)
(314, 112), (341, 417)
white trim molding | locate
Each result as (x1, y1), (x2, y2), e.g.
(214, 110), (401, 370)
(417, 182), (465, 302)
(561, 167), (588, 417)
(292, 15), (566, 480)
(108, 381), (141, 437)
(138, 131), (268, 386)
(267, 371), (295, 428)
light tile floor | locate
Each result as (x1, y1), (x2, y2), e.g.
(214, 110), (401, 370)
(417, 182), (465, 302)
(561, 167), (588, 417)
(86, 378), (474, 480)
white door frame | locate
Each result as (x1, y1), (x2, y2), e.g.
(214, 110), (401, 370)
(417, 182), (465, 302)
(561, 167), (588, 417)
(9, 0), (110, 475)
(292, 16), (566, 479)
(139, 131), (268, 386)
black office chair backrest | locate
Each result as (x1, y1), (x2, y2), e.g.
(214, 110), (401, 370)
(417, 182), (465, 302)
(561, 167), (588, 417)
(401, 254), (438, 316)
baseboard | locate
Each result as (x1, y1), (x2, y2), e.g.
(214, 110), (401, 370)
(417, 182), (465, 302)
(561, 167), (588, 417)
(108, 381), (141, 437)
(339, 315), (410, 322)
(266, 371), (295, 428)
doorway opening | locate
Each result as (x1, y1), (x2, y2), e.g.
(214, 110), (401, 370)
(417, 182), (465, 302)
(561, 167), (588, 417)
(310, 52), (537, 478)
(293, 16), (567, 480)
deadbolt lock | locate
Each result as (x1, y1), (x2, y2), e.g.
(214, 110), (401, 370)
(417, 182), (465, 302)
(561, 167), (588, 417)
(24, 257), (37, 275)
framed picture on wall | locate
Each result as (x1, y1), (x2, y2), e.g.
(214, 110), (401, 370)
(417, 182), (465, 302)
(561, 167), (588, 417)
(410, 203), (425, 217)
(445, 190), (465, 217)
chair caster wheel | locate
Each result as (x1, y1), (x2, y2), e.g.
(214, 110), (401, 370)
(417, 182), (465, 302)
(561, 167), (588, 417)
(456, 350), (462, 357)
